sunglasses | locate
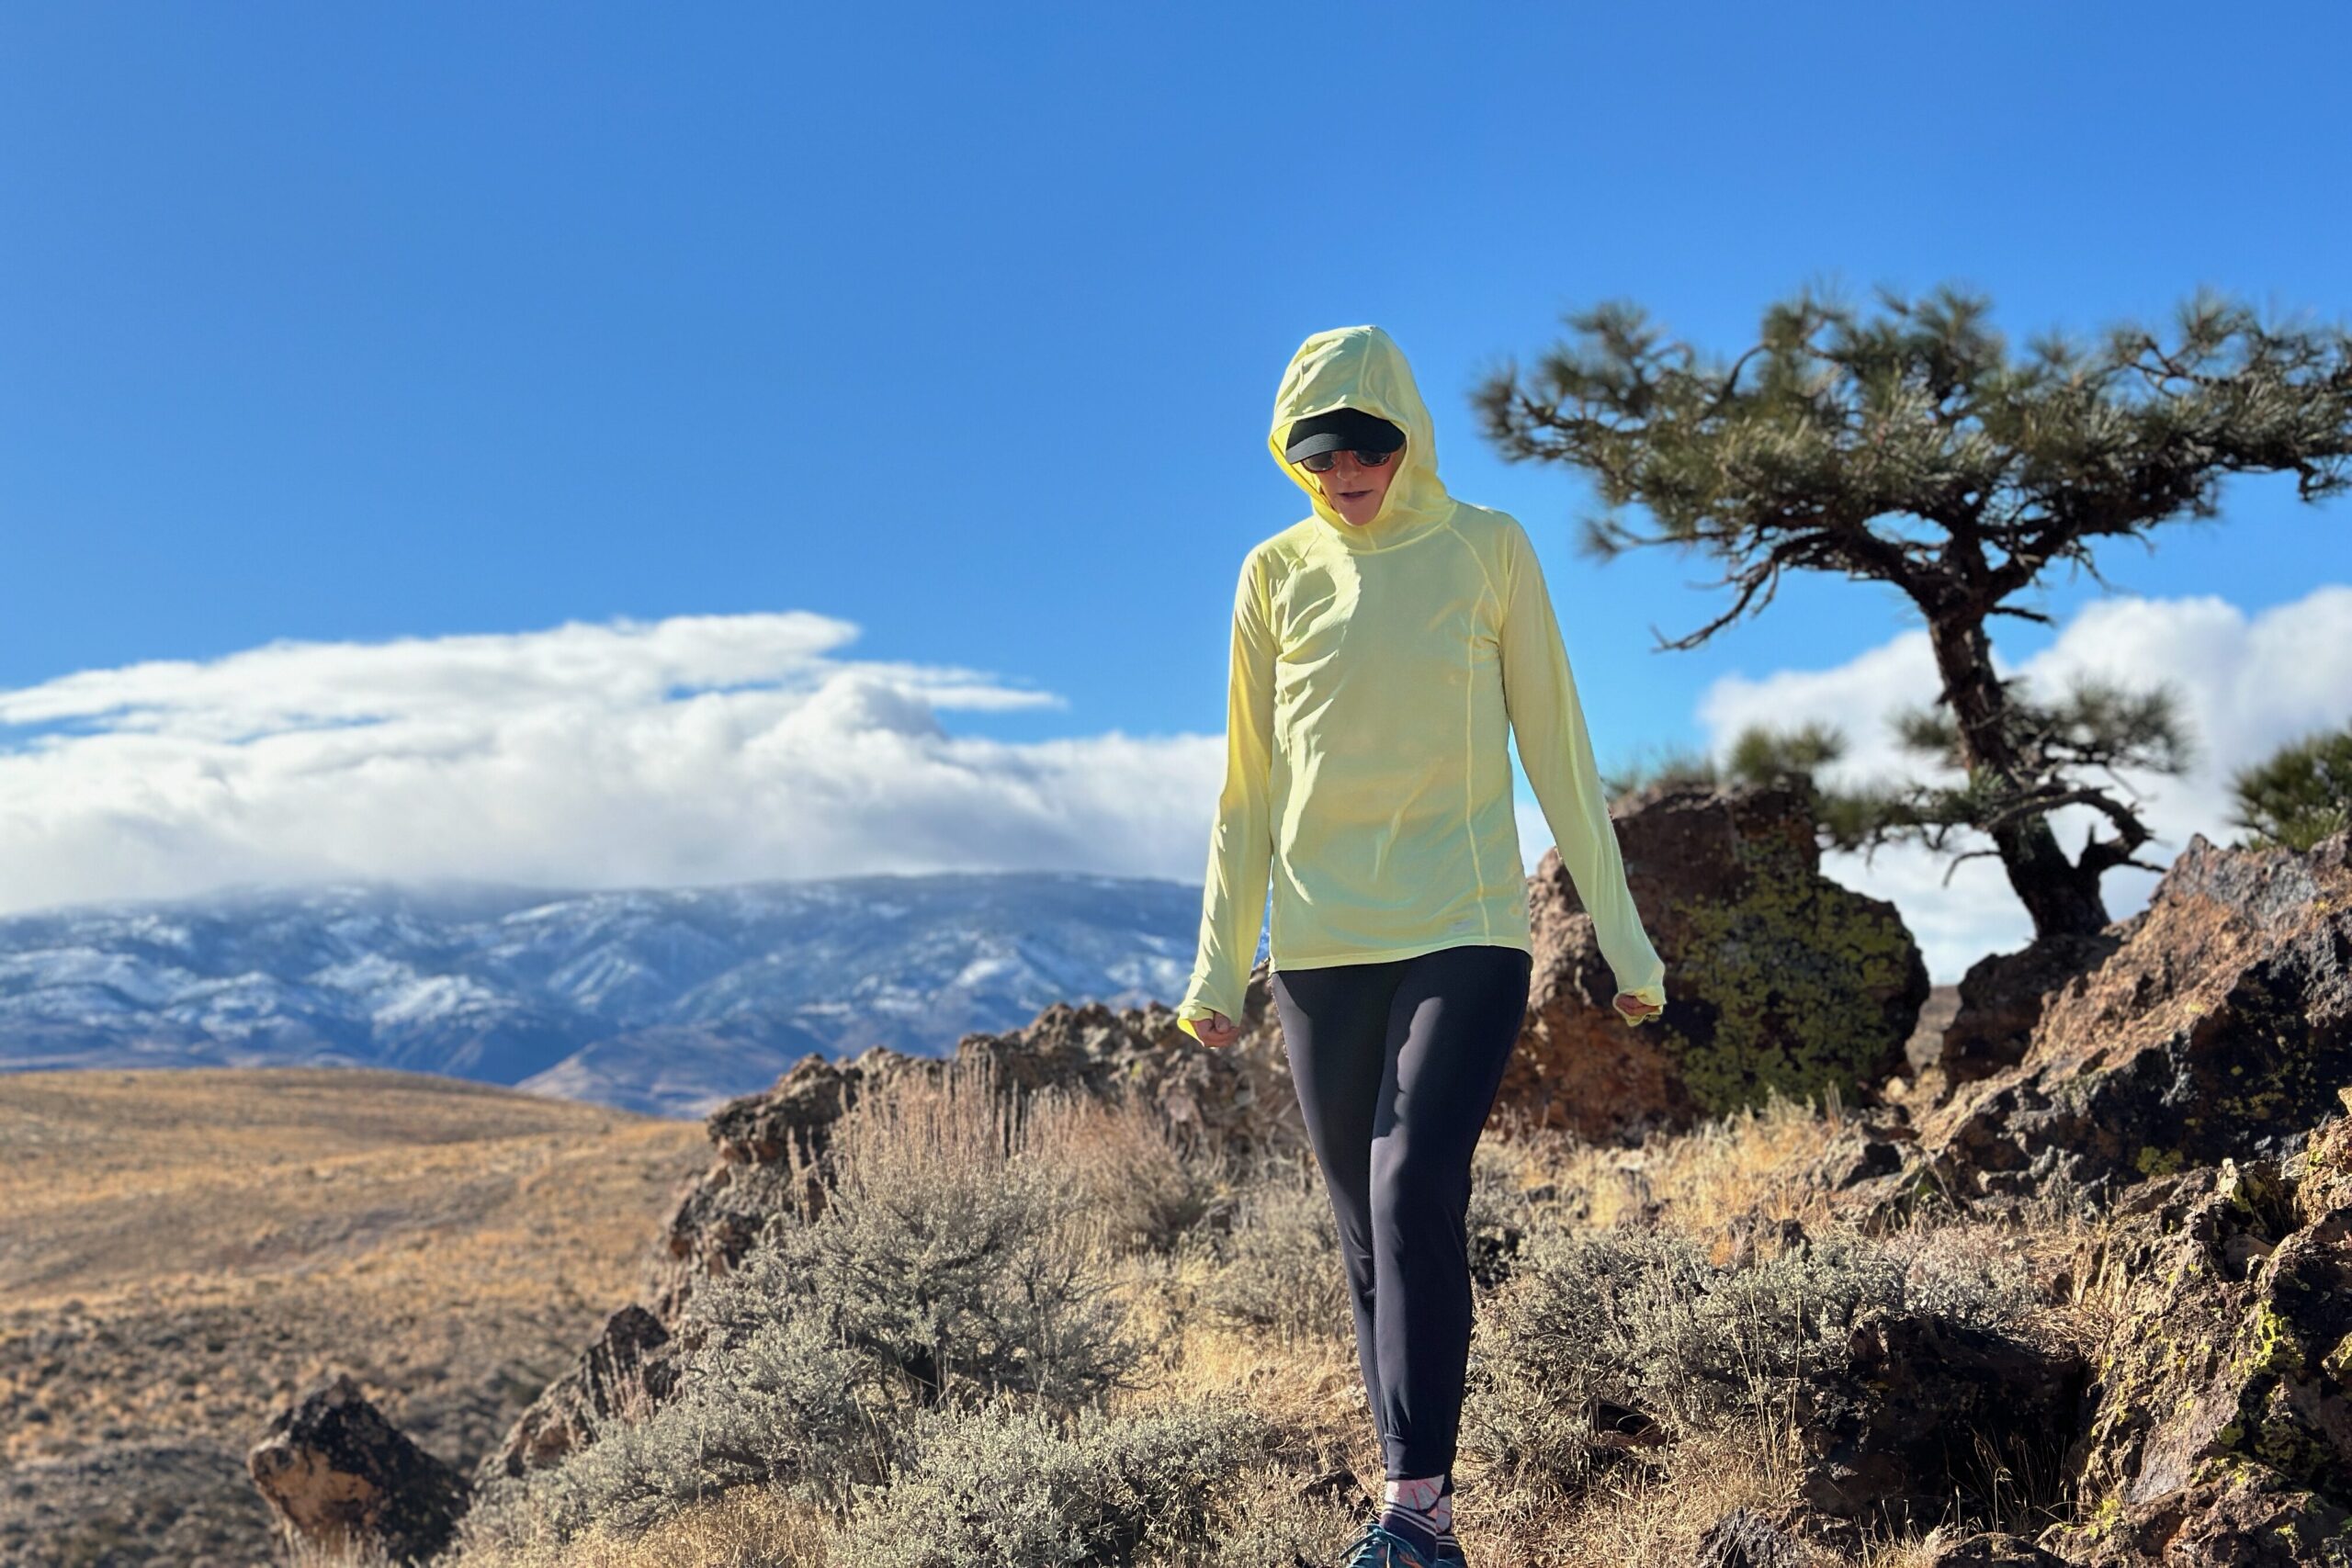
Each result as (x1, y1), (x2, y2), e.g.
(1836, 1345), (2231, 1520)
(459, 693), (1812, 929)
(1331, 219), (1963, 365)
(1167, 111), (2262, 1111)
(1296, 446), (1398, 474)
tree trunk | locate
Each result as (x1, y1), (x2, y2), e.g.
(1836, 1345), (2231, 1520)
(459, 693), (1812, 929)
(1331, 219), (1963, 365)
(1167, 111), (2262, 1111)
(1926, 611), (2111, 942)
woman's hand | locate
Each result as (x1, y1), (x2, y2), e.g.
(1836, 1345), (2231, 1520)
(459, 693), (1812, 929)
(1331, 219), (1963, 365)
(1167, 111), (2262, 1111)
(1192, 1010), (1242, 1049)
(1613, 992), (1662, 1026)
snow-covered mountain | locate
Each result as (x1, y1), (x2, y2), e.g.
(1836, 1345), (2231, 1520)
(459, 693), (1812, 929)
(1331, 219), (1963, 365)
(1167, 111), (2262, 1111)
(0, 872), (1234, 1117)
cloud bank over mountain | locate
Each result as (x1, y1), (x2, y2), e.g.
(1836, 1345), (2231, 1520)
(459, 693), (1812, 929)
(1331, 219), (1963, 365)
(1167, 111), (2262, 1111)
(0, 612), (1221, 917)
(4, 587), (2346, 987)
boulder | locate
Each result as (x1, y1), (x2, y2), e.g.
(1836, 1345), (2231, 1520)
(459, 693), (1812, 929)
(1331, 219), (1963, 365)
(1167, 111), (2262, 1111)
(1501, 780), (1928, 1145)
(247, 1372), (469, 1566)
(1934, 930), (2124, 1090)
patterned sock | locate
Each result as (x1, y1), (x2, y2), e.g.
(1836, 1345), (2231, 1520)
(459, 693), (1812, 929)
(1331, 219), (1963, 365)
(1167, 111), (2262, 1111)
(1433, 1471), (1459, 1553)
(1379, 1474), (1449, 1559)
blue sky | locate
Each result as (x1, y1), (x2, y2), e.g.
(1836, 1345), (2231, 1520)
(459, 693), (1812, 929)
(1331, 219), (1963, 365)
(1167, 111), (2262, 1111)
(3, 2), (2347, 980)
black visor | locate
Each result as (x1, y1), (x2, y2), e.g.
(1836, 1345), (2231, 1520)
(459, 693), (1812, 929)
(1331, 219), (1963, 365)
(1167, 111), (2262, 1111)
(1283, 406), (1406, 462)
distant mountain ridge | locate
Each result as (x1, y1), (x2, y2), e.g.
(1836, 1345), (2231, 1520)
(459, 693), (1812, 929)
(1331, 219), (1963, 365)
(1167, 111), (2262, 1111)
(0, 872), (1228, 1116)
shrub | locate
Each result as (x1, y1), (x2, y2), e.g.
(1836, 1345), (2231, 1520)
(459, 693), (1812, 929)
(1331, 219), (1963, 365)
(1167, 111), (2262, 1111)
(830, 1393), (1272, 1567)
(1181, 1157), (1351, 1346)
(452, 1261), (890, 1555)
(1034, 1087), (1224, 1259)
(1460, 1219), (2043, 1495)
(1464, 1137), (1551, 1290)
(776, 1062), (1144, 1412)
(452, 1058), (1144, 1556)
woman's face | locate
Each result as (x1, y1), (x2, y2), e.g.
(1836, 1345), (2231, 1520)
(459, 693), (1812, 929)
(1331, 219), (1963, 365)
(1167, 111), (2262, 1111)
(1307, 446), (1401, 527)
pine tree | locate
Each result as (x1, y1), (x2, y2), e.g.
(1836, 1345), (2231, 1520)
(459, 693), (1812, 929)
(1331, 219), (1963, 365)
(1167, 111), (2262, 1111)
(1473, 282), (2352, 942)
(2228, 722), (2352, 852)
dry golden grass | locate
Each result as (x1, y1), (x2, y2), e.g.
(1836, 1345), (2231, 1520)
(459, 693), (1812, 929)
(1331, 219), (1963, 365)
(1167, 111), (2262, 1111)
(0, 1066), (710, 1481)
(449, 1489), (837, 1568)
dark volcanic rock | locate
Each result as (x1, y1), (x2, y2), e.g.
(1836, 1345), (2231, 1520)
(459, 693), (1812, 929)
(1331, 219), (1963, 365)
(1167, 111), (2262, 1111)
(1935, 930), (2124, 1089)
(2039, 1110), (2352, 1565)
(1790, 1308), (2086, 1532)
(1502, 780), (1928, 1145)
(1908, 829), (2352, 1213)
(247, 1371), (470, 1565)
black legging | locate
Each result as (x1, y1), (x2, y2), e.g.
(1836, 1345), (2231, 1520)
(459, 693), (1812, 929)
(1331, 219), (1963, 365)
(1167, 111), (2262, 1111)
(1271, 941), (1534, 1483)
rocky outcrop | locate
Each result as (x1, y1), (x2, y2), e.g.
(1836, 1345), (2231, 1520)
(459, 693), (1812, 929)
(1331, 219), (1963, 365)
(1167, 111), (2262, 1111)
(1504, 780), (1928, 1145)
(649, 1046), (912, 1320)
(247, 1372), (469, 1566)
(1860, 829), (2352, 1219)
(2037, 1107), (2352, 1565)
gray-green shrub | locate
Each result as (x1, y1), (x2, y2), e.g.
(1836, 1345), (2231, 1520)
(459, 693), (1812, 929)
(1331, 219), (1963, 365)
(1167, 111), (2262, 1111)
(450, 1063), (1147, 1557)
(1460, 1220), (2042, 1494)
(1181, 1157), (1351, 1346)
(830, 1393), (1272, 1567)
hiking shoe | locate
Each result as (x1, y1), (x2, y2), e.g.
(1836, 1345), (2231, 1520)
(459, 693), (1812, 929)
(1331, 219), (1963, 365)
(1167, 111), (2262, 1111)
(1430, 1540), (1465, 1565)
(1339, 1520), (1437, 1567)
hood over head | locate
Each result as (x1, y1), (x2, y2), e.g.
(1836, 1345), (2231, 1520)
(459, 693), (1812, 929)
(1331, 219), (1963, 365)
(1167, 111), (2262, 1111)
(1269, 324), (1457, 549)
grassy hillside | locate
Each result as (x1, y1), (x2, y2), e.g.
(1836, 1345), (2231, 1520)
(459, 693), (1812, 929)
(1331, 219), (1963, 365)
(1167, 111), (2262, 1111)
(0, 1067), (711, 1563)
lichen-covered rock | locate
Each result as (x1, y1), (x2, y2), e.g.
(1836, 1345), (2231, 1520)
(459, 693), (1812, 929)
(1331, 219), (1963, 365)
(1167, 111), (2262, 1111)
(247, 1372), (469, 1566)
(2056, 1467), (2352, 1566)
(1501, 780), (1928, 1145)
(1906, 829), (2352, 1213)
(2040, 1114), (2352, 1566)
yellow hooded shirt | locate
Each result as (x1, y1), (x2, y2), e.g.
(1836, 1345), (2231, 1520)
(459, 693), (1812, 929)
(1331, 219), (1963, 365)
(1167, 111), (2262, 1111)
(1173, 324), (1668, 1043)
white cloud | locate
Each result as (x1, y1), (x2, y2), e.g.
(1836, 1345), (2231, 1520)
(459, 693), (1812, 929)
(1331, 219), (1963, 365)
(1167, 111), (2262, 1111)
(0, 615), (1225, 917)
(11, 590), (2345, 975)
(1687, 585), (2352, 983)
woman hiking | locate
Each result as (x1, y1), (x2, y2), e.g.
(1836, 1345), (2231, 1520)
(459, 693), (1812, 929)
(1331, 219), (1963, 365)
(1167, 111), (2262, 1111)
(1174, 323), (1668, 1568)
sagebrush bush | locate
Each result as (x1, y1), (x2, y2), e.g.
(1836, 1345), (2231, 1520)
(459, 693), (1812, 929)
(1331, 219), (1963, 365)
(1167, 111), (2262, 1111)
(1036, 1088), (1225, 1259)
(1186, 1469), (1371, 1568)
(1180, 1156), (1351, 1346)
(451, 1059), (1147, 1558)
(730, 1058), (1144, 1413)
(1464, 1137), (1556, 1289)
(829, 1393), (1272, 1567)
(1459, 1218), (2044, 1495)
